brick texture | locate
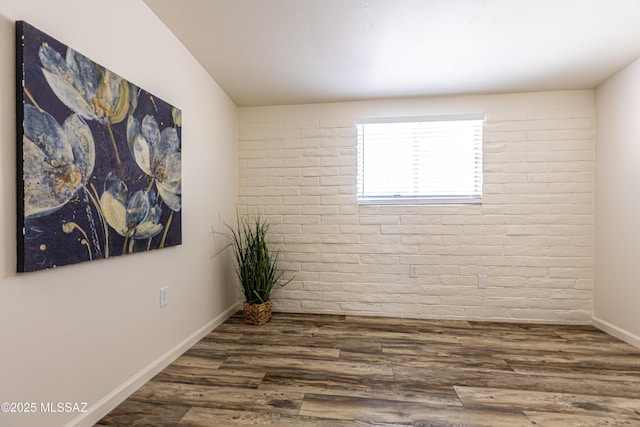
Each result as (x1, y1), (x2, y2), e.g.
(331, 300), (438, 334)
(238, 92), (595, 324)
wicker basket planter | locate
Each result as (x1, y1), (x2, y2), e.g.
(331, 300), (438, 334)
(243, 300), (272, 325)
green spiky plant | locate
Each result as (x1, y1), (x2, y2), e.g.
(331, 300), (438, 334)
(222, 214), (292, 305)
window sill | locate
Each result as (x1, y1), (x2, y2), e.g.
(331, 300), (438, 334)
(357, 196), (482, 206)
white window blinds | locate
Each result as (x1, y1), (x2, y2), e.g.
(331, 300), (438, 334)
(356, 114), (484, 205)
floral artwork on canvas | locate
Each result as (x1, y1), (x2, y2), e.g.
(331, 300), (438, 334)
(16, 21), (182, 272)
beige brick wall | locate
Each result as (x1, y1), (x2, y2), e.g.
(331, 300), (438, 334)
(238, 91), (595, 323)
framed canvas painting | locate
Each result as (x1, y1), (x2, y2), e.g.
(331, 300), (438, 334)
(15, 21), (182, 272)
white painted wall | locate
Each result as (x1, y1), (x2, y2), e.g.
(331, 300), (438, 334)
(594, 58), (640, 348)
(239, 91), (595, 324)
(0, 1), (238, 426)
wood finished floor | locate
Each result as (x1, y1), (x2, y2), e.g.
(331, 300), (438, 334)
(97, 312), (640, 426)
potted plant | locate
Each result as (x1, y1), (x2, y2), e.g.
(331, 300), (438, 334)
(219, 214), (292, 325)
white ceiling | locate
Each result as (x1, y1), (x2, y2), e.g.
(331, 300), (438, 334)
(144, 0), (640, 107)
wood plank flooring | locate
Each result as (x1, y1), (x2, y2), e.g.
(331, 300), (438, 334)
(96, 312), (640, 426)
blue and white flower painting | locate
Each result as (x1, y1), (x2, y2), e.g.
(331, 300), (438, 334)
(16, 21), (182, 272)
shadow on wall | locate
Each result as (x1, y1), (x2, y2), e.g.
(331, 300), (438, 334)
(0, 13), (18, 279)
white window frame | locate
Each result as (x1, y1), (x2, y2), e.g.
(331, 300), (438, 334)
(356, 114), (484, 206)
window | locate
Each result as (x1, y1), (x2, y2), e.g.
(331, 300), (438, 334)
(356, 114), (484, 205)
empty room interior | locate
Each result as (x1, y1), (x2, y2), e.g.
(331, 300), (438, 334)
(1, 0), (640, 426)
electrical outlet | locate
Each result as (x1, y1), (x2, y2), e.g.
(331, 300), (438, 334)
(160, 286), (169, 307)
(478, 275), (488, 289)
(410, 265), (418, 278)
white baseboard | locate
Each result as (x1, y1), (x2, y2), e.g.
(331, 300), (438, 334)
(592, 316), (640, 349)
(66, 303), (240, 427)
